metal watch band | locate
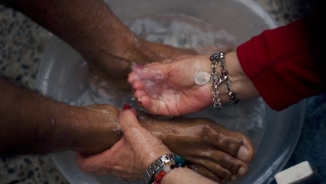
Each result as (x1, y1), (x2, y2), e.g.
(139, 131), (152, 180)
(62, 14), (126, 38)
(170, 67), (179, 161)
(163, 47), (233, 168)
(143, 153), (177, 184)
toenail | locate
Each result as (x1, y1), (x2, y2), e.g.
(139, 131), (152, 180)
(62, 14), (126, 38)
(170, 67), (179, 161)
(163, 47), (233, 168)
(231, 175), (237, 181)
(138, 97), (142, 102)
(238, 166), (247, 176)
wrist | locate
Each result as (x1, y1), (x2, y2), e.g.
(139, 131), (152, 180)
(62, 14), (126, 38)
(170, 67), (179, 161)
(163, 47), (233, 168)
(73, 105), (122, 155)
(197, 53), (234, 104)
(198, 52), (259, 106)
(222, 51), (259, 100)
(144, 153), (195, 184)
(142, 148), (173, 172)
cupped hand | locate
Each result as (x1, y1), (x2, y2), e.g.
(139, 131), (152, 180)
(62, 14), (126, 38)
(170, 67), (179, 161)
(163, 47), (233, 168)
(76, 107), (172, 181)
(128, 55), (213, 116)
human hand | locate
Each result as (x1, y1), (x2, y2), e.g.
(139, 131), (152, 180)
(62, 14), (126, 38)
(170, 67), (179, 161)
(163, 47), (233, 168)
(128, 52), (259, 116)
(138, 112), (254, 183)
(76, 104), (254, 183)
(76, 106), (172, 181)
(128, 54), (211, 116)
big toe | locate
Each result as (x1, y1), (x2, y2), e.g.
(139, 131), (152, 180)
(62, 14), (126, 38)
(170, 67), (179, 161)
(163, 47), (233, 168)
(237, 135), (255, 163)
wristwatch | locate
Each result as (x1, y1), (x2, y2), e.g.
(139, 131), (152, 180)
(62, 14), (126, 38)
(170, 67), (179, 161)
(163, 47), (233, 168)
(143, 153), (177, 184)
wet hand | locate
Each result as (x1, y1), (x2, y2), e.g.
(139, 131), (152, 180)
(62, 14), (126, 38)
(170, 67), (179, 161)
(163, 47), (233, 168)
(128, 55), (214, 116)
(128, 52), (259, 116)
(75, 106), (172, 181)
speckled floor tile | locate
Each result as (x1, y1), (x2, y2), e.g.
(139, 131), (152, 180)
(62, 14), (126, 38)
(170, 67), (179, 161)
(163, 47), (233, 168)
(0, 4), (69, 184)
(0, 5), (52, 90)
(0, 155), (69, 184)
(255, 0), (315, 25)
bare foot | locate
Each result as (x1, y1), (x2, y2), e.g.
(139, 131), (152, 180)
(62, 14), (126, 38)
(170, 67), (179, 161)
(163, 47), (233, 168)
(79, 105), (254, 182)
(137, 112), (254, 183)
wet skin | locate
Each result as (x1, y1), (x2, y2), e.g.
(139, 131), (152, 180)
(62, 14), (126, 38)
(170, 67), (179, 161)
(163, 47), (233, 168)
(84, 45), (254, 182)
(139, 112), (254, 182)
(81, 105), (255, 183)
(2, 0), (253, 182)
(88, 38), (197, 92)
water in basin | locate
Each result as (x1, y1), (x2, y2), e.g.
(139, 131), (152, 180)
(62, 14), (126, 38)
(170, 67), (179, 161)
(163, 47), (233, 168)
(35, 1), (304, 184)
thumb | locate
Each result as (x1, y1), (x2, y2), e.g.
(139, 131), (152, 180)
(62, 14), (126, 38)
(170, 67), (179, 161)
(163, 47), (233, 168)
(119, 109), (159, 144)
(119, 109), (141, 133)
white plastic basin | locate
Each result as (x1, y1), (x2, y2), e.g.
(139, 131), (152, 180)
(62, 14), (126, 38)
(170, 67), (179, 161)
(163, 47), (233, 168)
(35, 0), (304, 183)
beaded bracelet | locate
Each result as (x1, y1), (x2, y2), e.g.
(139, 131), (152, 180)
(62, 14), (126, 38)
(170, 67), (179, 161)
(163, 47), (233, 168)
(152, 156), (195, 184)
(147, 154), (195, 184)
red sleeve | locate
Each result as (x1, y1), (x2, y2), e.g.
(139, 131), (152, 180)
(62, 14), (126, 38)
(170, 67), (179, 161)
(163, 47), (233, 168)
(237, 16), (326, 111)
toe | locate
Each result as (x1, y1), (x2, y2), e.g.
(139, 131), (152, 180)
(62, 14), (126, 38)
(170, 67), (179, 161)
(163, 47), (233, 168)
(237, 135), (255, 163)
(194, 164), (222, 183)
(189, 157), (233, 181)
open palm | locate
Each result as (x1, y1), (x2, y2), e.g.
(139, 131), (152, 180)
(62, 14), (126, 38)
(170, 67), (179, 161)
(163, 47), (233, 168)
(128, 55), (213, 116)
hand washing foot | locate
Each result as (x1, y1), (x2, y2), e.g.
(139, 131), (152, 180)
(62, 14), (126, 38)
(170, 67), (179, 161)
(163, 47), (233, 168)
(137, 112), (254, 182)
(76, 105), (254, 182)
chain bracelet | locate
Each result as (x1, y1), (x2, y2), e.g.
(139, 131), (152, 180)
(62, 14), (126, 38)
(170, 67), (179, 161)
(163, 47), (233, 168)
(210, 53), (222, 111)
(210, 52), (239, 111)
(218, 52), (239, 104)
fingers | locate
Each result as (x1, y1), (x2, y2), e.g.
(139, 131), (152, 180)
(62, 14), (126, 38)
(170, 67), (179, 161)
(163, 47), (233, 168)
(191, 157), (233, 180)
(119, 110), (141, 133)
(119, 110), (159, 143)
(131, 85), (165, 115)
(194, 165), (222, 183)
(191, 157), (243, 183)
(119, 109), (171, 170)
(137, 95), (164, 115)
(131, 80), (145, 91)
(183, 148), (248, 182)
(128, 72), (140, 84)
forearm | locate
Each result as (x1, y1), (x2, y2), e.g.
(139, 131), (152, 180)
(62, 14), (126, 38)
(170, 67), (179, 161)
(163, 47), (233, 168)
(193, 52), (260, 104)
(237, 13), (326, 110)
(4, 0), (139, 76)
(219, 52), (259, 102)
(0, 78), (121, 156)
(162, 168), (217, 184)
(6, 0), (131, 54)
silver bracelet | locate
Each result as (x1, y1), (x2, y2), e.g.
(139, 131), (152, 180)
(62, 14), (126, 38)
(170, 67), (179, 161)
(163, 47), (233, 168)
(210, 53), (223, 111)
(209, 52), (239, 111)
(218, 53), (239, 104)
(144, 153), (195, 184)
(194, 53), (238, 111)
(143, 154), (177, 184)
